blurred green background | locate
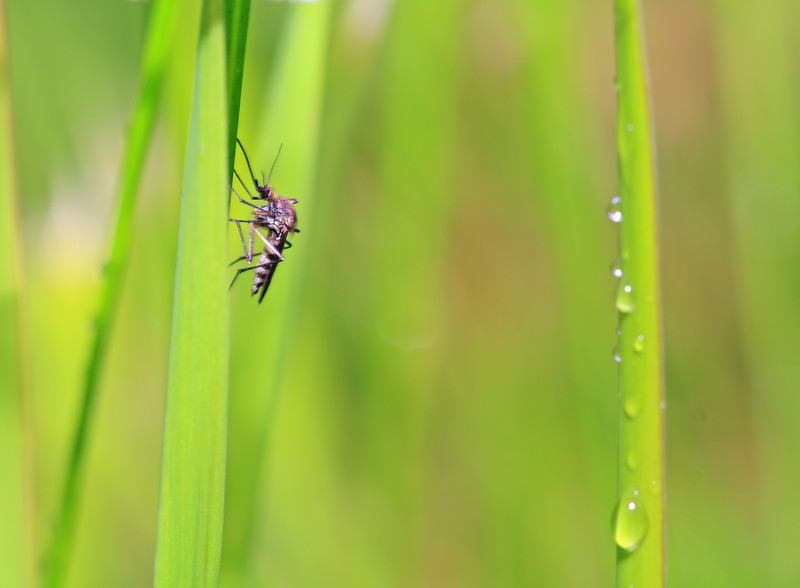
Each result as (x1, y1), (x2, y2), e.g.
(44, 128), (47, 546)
(4, 0), (800, 586)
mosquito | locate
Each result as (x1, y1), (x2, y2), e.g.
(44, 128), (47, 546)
(228, 139), (299, 303)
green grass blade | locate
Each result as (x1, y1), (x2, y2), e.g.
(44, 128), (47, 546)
(0, 1), (34, 585)
(613, 1), (665, 586)
(153, 0), (229, 584)
(41, 1), (184, 585)
(225, 0), (251, 169)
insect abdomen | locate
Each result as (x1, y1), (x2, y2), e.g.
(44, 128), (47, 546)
(251, 250), (273, 296)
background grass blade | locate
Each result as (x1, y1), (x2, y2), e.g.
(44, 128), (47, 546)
(713, 2), (800, 583)
(153, 0), (229, 584)
(223, 2), (332, 584)
(517, 1), (615, 576)
(355, 0), (461, 580)
(613, 1), (665, 586)
(41, 0), (184, 585)
(0, 0), (34, 585)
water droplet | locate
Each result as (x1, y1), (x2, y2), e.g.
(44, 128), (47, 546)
(649, 479), (662, 495)
(614, 488), (648, 552)
(612, 346), (622, 363)
(626, 451), (640, 471)
(632, 334), (645, 353)
(615, 327), (622, 337)
(615, 281), (635, 313)
(626, 123), (635, 132)
(606, 196), (622, 223)
(623, 396), (642, 419)
(610, 258), (623, 278)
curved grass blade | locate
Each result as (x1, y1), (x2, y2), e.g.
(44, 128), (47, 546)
(41, 1), (185, 586)
(153, 0), (229, 584)
(613, 1), (665, 586)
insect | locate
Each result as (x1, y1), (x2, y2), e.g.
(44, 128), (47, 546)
(228, 139), (299, 303)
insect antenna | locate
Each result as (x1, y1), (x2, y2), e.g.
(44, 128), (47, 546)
(265, 143), (283, 186)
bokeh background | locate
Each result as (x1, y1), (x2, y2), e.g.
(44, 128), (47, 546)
(4, 0), (800, 586)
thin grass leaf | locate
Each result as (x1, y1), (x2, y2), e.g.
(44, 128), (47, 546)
(0, 1), (34, 585)
(613, 1), (665, 586)
(153, 0), (229, 584)
(41, 1), (185, 585)
(225, 0), (251, 169)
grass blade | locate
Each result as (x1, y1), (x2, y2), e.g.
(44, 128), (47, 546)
(225, 0), (251, 169)
(153, 0), (229, 584)
(0, 0), (34, 584)
(613, 1), (665, 586)
(41, 1), (184, 585)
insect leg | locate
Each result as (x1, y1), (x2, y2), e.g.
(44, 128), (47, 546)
(248, 221), (256, 263)
(228, 183), (259, 209)
(236, 139), (261, 193)
(228, 218), (255, 262)
(253, 227), (285, 261)
(233, 169), (256, 200)
(229, 260), (278, 290)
